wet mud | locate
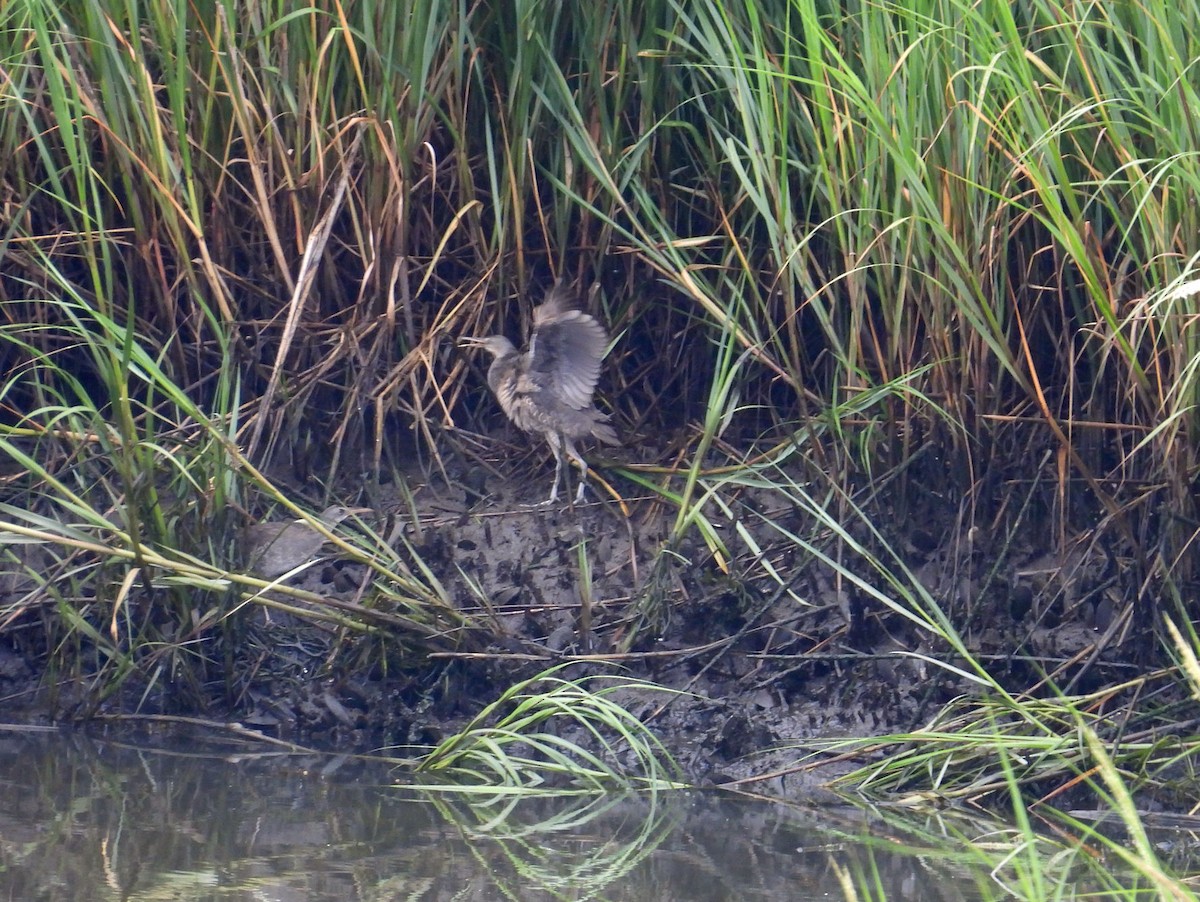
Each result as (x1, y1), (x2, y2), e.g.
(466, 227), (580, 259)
(0, 439), (1146, 798)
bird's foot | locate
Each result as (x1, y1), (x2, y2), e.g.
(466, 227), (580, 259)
(573, 482), (587, 503)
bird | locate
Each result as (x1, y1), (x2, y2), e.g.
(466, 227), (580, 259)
(243, 505), (369, 578)
(460, 282), (619, 504)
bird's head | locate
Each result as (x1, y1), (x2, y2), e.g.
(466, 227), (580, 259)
(459, 334), (517, 359)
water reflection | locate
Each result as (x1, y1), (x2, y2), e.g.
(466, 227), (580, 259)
(0, 729), (992, 900)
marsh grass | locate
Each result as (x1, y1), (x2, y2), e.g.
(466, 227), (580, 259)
(415, 665), (683, 790)
(832, 793), (1199, 901)
(2, 0), (1200, 847)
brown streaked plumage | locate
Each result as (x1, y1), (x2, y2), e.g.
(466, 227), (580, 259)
(244, 505), (370, 578)
(460, 283), (619, 503)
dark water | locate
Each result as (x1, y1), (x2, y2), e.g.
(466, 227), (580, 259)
(0, 728), (1000, 901)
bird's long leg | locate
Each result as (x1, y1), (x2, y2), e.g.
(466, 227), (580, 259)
(563, 438), (589, 503)
(547, 434), (564, 504)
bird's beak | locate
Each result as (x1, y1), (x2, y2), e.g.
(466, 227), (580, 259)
(458, 336), (486, 349)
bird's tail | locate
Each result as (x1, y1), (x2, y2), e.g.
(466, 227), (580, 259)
(591, 414), (620, 446)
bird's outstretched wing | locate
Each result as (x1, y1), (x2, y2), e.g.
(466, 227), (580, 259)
(524, 283), (608, 411)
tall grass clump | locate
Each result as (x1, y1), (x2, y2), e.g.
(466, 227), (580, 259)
(0, 0), (488, 713)
(596, 0), (1200, 654)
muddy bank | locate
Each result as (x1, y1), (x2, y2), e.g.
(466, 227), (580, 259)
(0, 439), (1149, 796)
